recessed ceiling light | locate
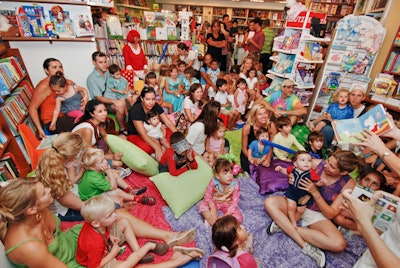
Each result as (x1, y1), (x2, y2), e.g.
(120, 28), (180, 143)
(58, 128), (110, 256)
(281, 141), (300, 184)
(250, 0), (264, 2)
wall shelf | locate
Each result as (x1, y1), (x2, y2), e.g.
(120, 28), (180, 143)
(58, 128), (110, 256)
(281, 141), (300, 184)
(2, 37), (95, 42)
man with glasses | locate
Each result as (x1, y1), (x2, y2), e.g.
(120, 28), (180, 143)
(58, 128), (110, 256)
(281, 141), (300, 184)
(87, 51), (128, 135)
(263, 79), (307, 126)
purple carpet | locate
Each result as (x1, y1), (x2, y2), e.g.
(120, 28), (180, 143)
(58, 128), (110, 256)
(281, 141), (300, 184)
(163, 177), (367, 267)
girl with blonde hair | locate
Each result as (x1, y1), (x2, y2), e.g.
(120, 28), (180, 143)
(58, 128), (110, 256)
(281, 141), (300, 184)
(0, 179), (202, 267)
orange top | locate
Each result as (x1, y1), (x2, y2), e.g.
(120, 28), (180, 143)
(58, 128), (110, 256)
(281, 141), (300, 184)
(40, 90), (63, 124)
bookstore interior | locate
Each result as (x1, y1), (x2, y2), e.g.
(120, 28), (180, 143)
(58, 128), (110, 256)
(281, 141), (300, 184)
(1, 1), (400, 268)
(0, 0), (399, 177)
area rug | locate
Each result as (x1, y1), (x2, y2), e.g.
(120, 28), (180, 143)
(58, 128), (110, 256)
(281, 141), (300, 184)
(163, 177), (368, 268)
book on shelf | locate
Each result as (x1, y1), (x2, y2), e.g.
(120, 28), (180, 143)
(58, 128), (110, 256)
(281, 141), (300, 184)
(48, 7), (76, 38)
(0, 61), (20, 90)
(370, 73), (397, 97)
(352, 184), (398, 232)
(0, 129), (8, 145)
(15, 135), (31, 165)
(0, 161), (18, 180)
(16, 5), (47, 37)
(106, 15), (123, 39)
(72, 14), (95, 37)
(384, 52), (400, 74)
(0, 165), (15, 181)
(0, 152), (21, 178)
(333, 104), (394, 144)
(0, 83), (32, 136)
(303, 42), (322, 61)
(0, 57), (26, 79)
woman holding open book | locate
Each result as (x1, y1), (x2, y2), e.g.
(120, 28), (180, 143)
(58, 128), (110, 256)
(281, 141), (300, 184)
(338, 113), (400, 267)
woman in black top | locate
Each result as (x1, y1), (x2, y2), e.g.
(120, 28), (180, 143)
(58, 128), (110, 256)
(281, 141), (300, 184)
(206, 19), (227, 72)
(127, 87), (177, 161)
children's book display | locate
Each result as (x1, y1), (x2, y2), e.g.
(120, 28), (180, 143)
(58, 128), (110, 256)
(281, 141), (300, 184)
(266, 11), (330, 107)
(1, 1), (94, 38)
(333, 104), (393, 144)
(95, 11), (179, 69)
(352, 184), (398, 232)
(307, 15), (386, 122)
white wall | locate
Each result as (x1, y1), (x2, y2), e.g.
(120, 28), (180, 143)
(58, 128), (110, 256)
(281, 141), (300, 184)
(9, 41), (97, 88)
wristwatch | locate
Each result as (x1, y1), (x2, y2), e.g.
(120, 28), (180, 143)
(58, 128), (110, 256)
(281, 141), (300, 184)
(381, 151), (390, 159)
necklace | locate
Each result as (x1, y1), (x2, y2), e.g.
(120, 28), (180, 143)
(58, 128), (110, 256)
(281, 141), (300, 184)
(129, 43), (140, 55)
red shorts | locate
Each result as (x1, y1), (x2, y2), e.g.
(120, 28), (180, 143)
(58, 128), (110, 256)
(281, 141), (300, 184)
(127, 129), (173, 154)
(127, 135), (155, 154)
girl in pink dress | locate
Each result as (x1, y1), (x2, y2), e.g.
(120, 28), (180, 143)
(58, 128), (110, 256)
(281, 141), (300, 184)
(205, 121), (227, 166)
(232, 78), (248, 128)
(198, 158), (242, 226)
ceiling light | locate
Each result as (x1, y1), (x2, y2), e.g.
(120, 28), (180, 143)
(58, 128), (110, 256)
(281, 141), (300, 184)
(250, 0), (264, 2)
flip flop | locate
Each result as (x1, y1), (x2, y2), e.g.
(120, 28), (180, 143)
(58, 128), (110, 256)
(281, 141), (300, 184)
(173, 246), (205, 260)
(148, 241), (169, 256)
(167, 229), (197, 247)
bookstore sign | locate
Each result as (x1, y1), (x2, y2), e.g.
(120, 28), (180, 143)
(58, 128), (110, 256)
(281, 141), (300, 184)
(286, 11), (327, 29)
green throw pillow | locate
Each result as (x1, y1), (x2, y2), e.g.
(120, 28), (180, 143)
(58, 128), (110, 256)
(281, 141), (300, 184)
(150, 156), (213, 218)
(224, 129), (242, 164)
(107, 135), (159, 176)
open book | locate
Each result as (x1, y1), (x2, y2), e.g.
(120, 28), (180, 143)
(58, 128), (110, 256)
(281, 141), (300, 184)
(37, 134), (59, 150)
(352, 184), (398, 232)
(333, 104), (393, 144)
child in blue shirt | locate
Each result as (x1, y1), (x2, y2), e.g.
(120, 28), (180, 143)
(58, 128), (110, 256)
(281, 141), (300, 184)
(248, 127), (272, 182)
(310, 88), (353, 132)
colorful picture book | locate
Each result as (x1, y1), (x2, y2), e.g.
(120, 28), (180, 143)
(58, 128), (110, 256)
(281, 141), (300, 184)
(73, 14), (94, 37)
(106, 15), (123, 39)
(48, 6), (76, 38)
(16, 5), (46, 37)
(333, 104), (394, 144)
(370, 73), (397, 97)
(352, 184), (398, 232)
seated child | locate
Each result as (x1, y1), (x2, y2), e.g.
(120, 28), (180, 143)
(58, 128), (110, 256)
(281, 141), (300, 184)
(245, 68), (259, 109)
(144, 110), (170, 150)
(77, 195), (168, 267)
(145, 71), (173, 114)
(275, 151), (321, 229)
(334, 168), (387, 235)
(206, 59), (222, 99)
(182, 66), (200, 94)
(208, 215), (257, 266)
(78, 147), (156, 206)
(177, 60), (187, 81)
(304, 131), (325, 159)
(232, 78), (248, 126)
(248, 127), (272, 181)
(158, 131), (198, 176)
(205, 121), (227, 166)
(105, 64), (130, 100)
(272, 116), (305, 162)
(214, 78), (235, 130)
(199, 158), (242, 226)
(309, 88), (353, 132)
(49, 71), (88, 129)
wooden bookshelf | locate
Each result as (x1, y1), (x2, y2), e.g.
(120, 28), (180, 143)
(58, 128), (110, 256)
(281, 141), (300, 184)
(0, 43), (32, 178)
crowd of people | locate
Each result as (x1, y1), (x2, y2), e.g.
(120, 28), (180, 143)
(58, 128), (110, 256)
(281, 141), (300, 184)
(1, 13), (400, 268)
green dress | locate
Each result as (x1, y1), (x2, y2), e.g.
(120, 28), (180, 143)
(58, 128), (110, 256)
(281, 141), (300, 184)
(6, 215), (84, 268)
